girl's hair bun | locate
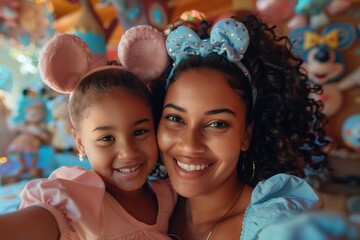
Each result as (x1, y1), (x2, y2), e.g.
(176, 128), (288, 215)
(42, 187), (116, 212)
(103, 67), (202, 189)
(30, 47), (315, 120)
(38, 33), (92, 93)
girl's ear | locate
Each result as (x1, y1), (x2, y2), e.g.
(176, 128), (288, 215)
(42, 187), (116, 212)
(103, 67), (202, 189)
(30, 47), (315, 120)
(71, 128), (84, 154)
(241, 125), (253, 152)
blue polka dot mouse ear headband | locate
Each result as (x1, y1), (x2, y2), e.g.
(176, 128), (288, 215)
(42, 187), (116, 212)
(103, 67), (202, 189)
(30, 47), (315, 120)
(165, 18), (257, 107)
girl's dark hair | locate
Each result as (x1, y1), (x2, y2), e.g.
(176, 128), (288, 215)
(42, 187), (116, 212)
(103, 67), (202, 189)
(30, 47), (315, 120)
(158, 15), (329, 186)
(69, 67), (153, 130)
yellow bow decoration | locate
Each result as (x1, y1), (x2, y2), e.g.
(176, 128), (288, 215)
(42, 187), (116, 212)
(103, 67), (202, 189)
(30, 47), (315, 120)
(303, 29), (339, 50)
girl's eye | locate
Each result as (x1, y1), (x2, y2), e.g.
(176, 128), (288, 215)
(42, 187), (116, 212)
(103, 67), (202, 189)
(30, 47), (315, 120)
(166, 115), (183, 123)
(133, 129), (149, 137)
(99, 135), (115, 142)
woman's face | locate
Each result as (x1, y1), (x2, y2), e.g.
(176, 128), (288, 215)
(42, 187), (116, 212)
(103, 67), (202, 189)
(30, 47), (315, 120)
(157, 67), (250, 198)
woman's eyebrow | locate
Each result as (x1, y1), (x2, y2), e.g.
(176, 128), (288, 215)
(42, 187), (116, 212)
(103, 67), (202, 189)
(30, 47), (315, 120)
(164, 103), (236, 116)
(205, 109), (236, 116)
(163, 103), (186, 112)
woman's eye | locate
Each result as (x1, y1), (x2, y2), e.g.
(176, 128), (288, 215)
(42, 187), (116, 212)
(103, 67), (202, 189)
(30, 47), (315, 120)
(133, 129), (148, 137)
(166, 115), (183, 123)
(207, 121), (228, 128)
(99, 135), (115, 141)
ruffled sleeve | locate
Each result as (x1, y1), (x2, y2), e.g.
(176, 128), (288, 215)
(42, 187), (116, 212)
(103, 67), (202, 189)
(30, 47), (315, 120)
(257, 211), (360, 240)
(19, 166), (106, 240)
(241, 173), (321, 240)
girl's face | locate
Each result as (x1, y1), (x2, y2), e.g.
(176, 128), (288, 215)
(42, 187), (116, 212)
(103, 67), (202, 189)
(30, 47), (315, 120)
(157, 68), (250, 198)
(73, 89), (158, 193)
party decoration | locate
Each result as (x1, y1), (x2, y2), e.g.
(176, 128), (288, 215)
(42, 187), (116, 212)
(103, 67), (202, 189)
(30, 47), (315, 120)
(254, 0), (354, 30)
(0, 92), (13, 158)
(289, 23), (358, 117)
(47, 95), (77, 153)
(290, 23), (356, 85)
(0, 0), (54, 47)
(342, 114), (360, 153)
(295, 0), (330, 17)
(7, 101), (51, 178)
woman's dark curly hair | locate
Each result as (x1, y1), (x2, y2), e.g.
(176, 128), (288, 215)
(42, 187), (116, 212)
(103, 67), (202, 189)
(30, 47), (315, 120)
(154, 15), (329, 186)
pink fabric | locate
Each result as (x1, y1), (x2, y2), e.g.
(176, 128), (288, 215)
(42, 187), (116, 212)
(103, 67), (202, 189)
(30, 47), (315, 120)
(19, 166), (177, 240)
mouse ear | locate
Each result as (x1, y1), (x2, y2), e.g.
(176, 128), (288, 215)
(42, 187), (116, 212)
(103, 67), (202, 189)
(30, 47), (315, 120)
(38, 33), (93, 94)
(118, 25), (169, 85)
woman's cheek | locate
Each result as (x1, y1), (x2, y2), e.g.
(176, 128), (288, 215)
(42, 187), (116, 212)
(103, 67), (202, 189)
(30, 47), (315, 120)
(157, 125), (172, 150)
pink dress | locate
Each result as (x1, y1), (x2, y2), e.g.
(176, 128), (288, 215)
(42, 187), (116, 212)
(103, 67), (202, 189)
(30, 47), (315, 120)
(19, 166), (177, 240)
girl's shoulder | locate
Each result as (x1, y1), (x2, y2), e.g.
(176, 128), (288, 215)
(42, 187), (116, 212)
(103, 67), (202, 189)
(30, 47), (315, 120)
(148, 178), (178, 206)
(241, 173), (321, 240)
(19, 166), (106, 239)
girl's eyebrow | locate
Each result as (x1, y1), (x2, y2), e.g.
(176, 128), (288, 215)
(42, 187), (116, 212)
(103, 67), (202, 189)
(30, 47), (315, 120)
(92, 119), (150, 132)
(163, 103), (236, 116)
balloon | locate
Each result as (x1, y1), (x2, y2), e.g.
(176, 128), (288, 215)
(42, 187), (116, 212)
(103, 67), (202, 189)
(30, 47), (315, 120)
(342, 114), (360, 153)
(254, 0), (297, 23)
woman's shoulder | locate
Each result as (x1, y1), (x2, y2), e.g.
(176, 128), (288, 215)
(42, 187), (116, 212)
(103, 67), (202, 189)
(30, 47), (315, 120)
(241, 173), (321, 240)
(250, 173), (320, 208)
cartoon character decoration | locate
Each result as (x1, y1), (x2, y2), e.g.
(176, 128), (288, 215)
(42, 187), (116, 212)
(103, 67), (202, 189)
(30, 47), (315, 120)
(254, 0), (353, 30)
(47, 95), (77, 154)
(0, 92), (13, 158)
(342, 114), (360, 154)
(0, 0), (53, 47)
(7, 101), (51, 177)
(289, 23), (358, 117)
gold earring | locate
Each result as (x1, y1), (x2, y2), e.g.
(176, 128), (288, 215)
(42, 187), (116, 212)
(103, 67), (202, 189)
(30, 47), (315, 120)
(250, 162), (255, 180)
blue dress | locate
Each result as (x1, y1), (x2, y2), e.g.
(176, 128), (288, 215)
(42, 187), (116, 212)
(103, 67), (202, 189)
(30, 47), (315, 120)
(241, 173), (359, 240)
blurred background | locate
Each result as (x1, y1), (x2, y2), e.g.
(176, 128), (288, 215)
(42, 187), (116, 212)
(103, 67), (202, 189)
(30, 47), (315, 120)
(0, 0), (359, 219)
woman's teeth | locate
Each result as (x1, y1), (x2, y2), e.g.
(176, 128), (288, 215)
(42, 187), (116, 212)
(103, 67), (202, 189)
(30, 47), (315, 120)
(177, 161), (209, 172)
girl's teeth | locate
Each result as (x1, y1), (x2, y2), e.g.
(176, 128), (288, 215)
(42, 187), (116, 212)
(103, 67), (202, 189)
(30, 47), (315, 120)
(177, 161), (209, 172)
(118, 165), (141, 174)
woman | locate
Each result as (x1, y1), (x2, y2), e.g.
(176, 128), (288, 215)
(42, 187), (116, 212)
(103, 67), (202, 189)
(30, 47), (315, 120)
(154, 15), (343, 240)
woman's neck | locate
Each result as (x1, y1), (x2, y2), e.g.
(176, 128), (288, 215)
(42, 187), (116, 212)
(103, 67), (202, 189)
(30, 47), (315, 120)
(169, 175), (252, 240)
(186, 180), (245, 226)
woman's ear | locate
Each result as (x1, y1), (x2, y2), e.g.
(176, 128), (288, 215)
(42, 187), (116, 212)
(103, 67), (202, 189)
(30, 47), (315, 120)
(241, 125), (253, 151)
(71, 128), (84, 154)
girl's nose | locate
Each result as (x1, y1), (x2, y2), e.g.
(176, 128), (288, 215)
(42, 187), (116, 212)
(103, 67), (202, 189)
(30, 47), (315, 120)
(117, 139), (139, 159)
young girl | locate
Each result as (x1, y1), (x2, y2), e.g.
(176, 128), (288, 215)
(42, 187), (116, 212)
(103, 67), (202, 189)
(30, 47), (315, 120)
(152, 14), (358, 239)
(0, 28), (176, 239)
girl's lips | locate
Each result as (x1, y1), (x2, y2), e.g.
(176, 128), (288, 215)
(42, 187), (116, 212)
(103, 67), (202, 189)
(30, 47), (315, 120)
(116, 163), (144, 174)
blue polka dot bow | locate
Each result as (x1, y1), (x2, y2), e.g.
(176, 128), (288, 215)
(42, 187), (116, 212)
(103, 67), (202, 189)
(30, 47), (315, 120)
(166, 18), (250, 64)
(165, 18), (256, 106)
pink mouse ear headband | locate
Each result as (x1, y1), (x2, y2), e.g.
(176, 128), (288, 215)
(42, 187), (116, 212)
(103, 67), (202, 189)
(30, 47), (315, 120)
(38, 25), (169, 94)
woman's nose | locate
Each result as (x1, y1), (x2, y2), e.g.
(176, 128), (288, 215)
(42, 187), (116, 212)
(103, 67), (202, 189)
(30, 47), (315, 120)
(177, 127), (206, 154)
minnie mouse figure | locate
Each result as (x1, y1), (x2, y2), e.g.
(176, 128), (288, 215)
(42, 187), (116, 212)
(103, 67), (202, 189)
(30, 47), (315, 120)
(7, 101), (51, 177)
